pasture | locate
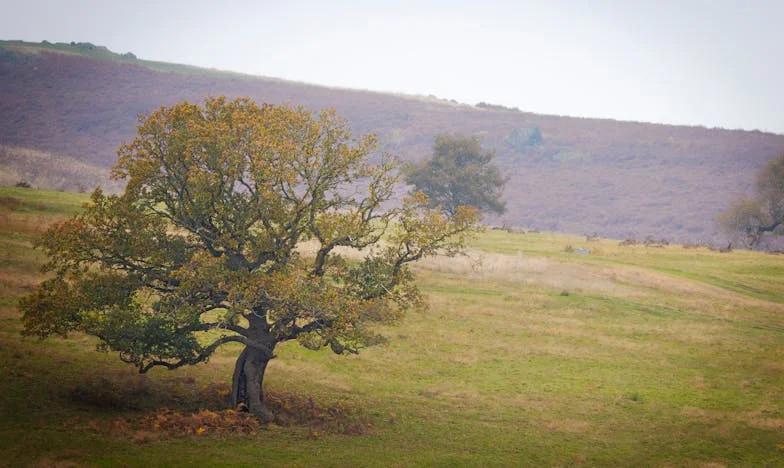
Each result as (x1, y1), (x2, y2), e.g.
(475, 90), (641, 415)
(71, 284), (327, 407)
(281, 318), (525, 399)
(1, 186), (782, 466)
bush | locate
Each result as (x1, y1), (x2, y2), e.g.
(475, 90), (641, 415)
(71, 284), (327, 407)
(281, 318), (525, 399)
(506, 127), (542, 152)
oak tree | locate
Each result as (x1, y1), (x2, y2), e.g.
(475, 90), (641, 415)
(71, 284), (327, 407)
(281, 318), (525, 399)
(718, 152), (784, 247)
(19, 97), (478, 421)
(404, 134), (507, 217)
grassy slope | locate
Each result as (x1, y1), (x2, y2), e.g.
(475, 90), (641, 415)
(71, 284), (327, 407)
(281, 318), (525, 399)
(0, 145), (125, 194)
(1, 186), (782, 466)
(1, 39), (262, 79)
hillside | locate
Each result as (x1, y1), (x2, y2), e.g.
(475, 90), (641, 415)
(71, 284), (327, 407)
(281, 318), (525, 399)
(2, 186), (782, 465)
(2, 40), (784, 243)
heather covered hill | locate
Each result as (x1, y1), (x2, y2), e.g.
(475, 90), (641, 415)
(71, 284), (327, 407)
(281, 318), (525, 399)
(2, 40), (784, 242)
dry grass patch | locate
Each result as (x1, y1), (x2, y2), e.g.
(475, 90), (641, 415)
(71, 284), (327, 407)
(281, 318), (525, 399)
(746, 417), (784, 431)
(693, 376), (708, 389)
(0, 270), (43, 290)
(447, 353), (480, 365)
(0, 212), (70, 236)
(762, 360), (784, 372)
(681, 406), (710, 421)
(417, 250), (638, 296)
(525, 341), (596, 360)
(680, 403), (784, 433)
(510, 394), (554, 411)
(544, 418), (591, 433)
(591, 334), (661, 352)
(0, 145), (123, 193)
(611, 321), (727, 345)
(523, 322), (592, 339)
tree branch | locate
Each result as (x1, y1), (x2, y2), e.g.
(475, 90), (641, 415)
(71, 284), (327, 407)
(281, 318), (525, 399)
(136, 334), (274, 373)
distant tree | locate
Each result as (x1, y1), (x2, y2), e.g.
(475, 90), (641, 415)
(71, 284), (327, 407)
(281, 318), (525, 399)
(718, 152), (784, 247)
(506, 127), (542, 152)
(19, 97), (479, 421)
(475, 102), (521, 113)
(404, 134), (507, 217)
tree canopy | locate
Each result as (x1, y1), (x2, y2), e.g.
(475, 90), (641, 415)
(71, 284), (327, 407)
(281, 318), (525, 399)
(19, 97), (478, 420)
(718, 152), (784, 247)
(404, 134), (507, 217)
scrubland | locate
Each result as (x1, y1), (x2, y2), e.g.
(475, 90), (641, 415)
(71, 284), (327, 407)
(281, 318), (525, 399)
(4, 39), (784, 243)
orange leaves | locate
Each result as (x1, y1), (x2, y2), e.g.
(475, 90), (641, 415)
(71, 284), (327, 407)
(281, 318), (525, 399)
(129, 408), (263, 440)
(65, 390), (371, 443)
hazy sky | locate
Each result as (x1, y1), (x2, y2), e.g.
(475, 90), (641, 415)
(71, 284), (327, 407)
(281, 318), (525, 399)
(2, 0), (783, 133)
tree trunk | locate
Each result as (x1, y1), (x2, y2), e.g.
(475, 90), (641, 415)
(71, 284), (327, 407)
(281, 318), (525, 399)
(231, 346), (274, 422)
(230, 348), (249, 410)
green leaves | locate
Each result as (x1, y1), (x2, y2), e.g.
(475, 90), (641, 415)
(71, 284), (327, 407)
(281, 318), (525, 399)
(20, 270), (136, 338)
(405, 133), (507, 217)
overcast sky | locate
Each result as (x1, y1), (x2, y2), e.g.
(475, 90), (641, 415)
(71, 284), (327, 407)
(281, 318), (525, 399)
(2, 0), (783, 133)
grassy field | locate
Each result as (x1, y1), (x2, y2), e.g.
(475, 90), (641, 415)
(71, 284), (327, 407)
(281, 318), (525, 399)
(1, 185), (782, 466)
(0, 145), (125, 195)
(0, 39), (275, 80)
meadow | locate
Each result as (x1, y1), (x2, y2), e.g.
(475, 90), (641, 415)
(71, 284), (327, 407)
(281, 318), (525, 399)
(1, 185), (782, 466)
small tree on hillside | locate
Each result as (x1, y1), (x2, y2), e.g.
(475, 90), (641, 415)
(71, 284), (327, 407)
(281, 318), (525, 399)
(404, 134), (508, 217)
(19, 97), (479, 421)
(718, 152), (784, 247)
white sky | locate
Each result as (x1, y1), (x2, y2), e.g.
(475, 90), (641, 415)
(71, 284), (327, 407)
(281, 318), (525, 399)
(2, 0), (783, 133)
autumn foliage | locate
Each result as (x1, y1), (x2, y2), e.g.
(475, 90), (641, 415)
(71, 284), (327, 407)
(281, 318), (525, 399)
(19, 97), (478, 420)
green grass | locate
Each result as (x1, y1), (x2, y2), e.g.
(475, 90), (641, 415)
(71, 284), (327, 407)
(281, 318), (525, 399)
(1, 187), (782, 466)
(1, 40), (271, 80)
(474, 229), (784, 302)
(0, 185), (88, 215)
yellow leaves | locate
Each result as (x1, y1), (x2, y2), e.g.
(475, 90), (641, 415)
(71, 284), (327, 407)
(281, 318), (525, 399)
(391, 191), (479, 259)
(406, 190), (429, 207)
(296, 331), (325, 351)
(23, 95), (481, 367)
(111, 96), (390, 273)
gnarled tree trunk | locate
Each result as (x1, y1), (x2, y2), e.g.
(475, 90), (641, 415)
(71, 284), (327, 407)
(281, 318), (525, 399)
(231, 345), (275, 422)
